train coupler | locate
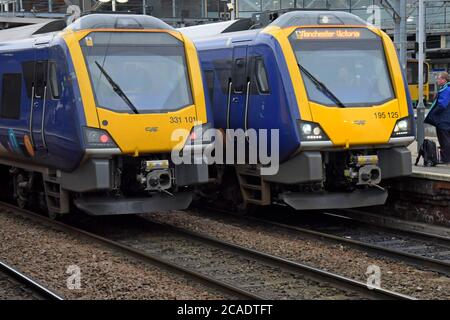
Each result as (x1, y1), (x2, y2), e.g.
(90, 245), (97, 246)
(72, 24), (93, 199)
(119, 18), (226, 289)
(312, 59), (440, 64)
(345, 155), (381, 186)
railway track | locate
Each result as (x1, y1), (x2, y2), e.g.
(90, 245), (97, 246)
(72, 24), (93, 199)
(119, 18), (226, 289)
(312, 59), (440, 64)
(139, 221), (414, 300)
(0, 260), (64, 300)
(0, 201), (256, 300)
(198, 206), (450, 277)
(71, 215), (414, 300)
(0, 202), (414, 300)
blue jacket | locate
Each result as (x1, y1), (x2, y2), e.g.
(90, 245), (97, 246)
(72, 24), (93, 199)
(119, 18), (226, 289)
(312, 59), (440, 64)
(425, 82), (450, 131)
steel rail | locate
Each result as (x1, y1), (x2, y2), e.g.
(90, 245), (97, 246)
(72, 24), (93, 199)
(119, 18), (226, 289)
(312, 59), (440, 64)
(200, 207), (450, 277)
(152, 221), (415, 300)
(205, 209), (450, 276)
(0, 201), (263, 300)
(335, 209), (450, 243)
(243, 213), (450, 277)
(0, 260), (64, 300)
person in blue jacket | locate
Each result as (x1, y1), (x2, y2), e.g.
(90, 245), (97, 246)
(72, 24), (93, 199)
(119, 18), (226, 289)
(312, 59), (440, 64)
(425, 72), (450, 164)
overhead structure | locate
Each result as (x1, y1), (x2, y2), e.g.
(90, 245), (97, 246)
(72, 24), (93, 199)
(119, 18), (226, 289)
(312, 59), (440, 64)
(98, 0), (129, 12)
(377, 0), (408, 73)
(416, 0), (426, 152)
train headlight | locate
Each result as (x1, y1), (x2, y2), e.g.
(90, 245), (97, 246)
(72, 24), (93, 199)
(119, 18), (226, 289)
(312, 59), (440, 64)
(301, 123), (312, 135)
(298, 121), (330, 141)
(84, 127), (118, 149)
(313, 127), (322, 136)
(392, 118), (412, 137)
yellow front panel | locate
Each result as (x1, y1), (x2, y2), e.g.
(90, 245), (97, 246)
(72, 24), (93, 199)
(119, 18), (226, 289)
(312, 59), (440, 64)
(425, 84), (429, 100)
(409, 84), (419, 101)
(62, 29), (100, 128)
(310, 100), (399, 146)
(97, 106), (198, 155)
(409, 84), (429, 102)
(182, 34), (208, 124)
(263, 26), (313, 121)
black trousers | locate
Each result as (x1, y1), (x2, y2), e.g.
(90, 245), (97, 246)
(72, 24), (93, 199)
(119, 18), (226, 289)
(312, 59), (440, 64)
(437, 128), (450, 163)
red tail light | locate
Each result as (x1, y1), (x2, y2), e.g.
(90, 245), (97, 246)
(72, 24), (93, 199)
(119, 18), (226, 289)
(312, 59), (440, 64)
(100, 134), (110, 144)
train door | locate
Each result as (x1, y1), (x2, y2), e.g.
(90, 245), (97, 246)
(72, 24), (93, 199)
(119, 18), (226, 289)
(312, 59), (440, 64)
(30, 44), (49, 154)
(229, 45), (249, 130)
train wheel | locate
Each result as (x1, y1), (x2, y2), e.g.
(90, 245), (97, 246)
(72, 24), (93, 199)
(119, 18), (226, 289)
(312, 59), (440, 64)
(10, 170), (47, 214)
(11, 170), (32, 209)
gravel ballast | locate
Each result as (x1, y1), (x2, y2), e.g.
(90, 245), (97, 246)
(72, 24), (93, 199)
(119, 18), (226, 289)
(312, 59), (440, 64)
(145, 210), (450, 300)
(0, 210), (223, 300)
(0, 270), (40, 300)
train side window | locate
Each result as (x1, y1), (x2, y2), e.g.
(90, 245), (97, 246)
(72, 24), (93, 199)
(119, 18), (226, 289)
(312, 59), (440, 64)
(0, 73), (22, 120)
(233, 58), (246, 93)
(35, 61), (48, 98)
(49, 62), (60, 99)
(255, 57), (270, 94)
(204, 70), (215, 105)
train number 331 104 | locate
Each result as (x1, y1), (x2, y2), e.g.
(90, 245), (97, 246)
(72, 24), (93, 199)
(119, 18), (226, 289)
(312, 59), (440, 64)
(169, 116), (197, 124)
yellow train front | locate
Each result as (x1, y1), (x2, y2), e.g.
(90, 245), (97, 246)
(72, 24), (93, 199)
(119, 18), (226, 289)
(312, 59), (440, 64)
(407, 59), (430, 106)
(0, 14), (212, 216)
(193, 11), (415, 210)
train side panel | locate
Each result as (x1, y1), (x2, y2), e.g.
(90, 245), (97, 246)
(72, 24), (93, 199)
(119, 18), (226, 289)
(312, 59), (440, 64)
(196, 32), (300, 162)
(0, 38), (86, 172)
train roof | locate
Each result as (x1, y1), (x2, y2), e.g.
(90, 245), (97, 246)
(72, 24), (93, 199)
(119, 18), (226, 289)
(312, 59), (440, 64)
(0, 19), (66, 42)
(191, 28), (261, 50)
(270, 11), (368, 28)
(180, 10), (369, 43)
(0, 14), (174, 45)
(179, 19), (255, 39)
(69, 14), (174, 31)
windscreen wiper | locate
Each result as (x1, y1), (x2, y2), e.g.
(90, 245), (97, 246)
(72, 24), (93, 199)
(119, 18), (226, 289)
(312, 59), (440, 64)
(298, 63), (346, 108)
(95, 61), (139, 114)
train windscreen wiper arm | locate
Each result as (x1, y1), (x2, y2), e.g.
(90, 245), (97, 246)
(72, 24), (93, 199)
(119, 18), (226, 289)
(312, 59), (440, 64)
(298, 63), (346, 108)
(95, 61), (139, 114)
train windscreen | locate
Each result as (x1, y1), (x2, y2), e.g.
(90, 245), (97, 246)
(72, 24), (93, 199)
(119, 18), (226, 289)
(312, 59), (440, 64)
(289, 28), (395, 107)
(80, 32), (193, 113)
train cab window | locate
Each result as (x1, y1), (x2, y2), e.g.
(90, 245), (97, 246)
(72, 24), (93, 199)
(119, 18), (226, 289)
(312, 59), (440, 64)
(0, 73), (22, 120)
(49, 62), (61, 99)
(290, 28), (395, 107)
(80, 32), (193, 113)
(233, 58), (247, 93)
(35, 61), (48, 98)
(255, 57), (270, 94)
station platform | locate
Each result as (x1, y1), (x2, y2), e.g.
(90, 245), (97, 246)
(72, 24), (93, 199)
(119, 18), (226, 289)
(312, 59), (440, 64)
(379, 130), (450, 228)
(409, 138), (450, 182)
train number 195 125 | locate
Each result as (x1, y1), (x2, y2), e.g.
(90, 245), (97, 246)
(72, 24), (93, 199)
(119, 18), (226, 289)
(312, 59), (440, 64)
(374, 111), (399, 119)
